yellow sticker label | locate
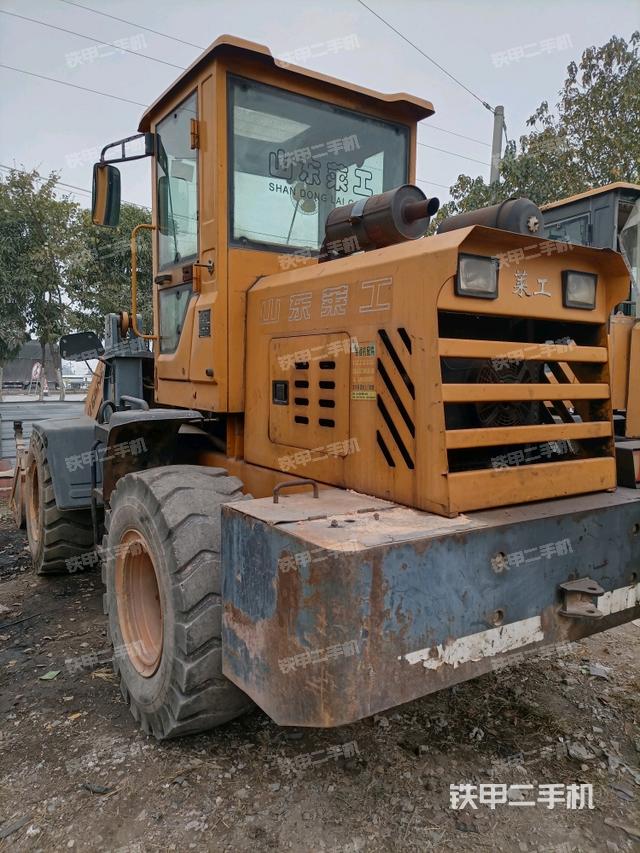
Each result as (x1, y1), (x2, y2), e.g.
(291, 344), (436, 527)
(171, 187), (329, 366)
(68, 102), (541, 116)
(351, 387), (376, 400)
(351, 340), (376, 400)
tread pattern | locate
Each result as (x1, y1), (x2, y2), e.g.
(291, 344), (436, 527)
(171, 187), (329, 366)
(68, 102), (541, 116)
(102, 465), (254, 739)
(25, 429), (96, 575)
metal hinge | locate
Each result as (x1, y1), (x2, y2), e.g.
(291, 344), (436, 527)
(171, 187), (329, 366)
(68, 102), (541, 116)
(190, 118), (200, 150)
(558, 577), (605, 619)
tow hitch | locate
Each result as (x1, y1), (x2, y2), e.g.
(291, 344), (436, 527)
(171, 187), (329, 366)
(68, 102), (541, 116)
(558, 577), (605, 619)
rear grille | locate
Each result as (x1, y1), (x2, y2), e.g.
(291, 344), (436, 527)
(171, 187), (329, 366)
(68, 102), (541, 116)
(376, 328), (416, 469)
(438, 310), (613, 474)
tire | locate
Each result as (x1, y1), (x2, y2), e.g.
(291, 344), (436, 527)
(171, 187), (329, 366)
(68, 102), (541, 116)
(25, 430), (96, 575)
(102, 465), (254, 739)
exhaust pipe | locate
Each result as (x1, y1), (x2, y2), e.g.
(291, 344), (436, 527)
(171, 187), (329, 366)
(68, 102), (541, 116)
(437, 197), (543, 237)
(320, 184), (440, 261)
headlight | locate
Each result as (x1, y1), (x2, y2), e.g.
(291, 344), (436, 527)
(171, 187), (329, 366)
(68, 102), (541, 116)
(456, 254), (499, 299)
(562, 270), (597, 310)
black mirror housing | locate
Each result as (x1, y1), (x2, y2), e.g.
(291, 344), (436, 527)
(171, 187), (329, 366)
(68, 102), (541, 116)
(92, 163), (121, 227)
(59, 331), (105, 361)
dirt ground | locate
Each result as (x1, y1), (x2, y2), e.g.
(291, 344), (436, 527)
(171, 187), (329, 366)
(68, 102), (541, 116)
(1, 497), (639, 853)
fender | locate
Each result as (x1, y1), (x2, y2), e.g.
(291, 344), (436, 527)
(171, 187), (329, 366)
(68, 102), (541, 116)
(98, 408), (201, 502)
(31, 417), (101, 510)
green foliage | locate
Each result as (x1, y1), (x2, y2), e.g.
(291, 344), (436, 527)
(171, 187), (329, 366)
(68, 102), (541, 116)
(430, 31), (640, 229)
(0, 190), (27, 364)
(0, 168), (82, 366)
(0, 168), (152, 370)
(66, 203), (153, 336)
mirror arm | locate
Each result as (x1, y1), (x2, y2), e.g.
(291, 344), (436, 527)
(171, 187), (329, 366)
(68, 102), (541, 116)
(130, 223), (158, 341)
(100, 132), (156, 164)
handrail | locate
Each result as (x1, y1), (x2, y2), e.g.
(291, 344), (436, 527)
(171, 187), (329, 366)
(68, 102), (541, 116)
(130, 223), (157, 340)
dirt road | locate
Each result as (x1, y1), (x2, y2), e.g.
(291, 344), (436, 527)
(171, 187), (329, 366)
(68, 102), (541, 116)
(1, 499), (638, 852)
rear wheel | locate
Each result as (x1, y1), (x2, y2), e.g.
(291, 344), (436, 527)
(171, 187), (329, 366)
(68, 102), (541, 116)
(11, 469), (26, 529)
(102, 465), (254, 739)
(25, 430), (95, 574)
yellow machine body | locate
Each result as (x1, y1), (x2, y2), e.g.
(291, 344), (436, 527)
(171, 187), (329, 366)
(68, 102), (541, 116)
(117, 37), (630, 514)
(21, 36), (640, 741)
(244, 225), (628, 515)
(136, 36), (432, 416)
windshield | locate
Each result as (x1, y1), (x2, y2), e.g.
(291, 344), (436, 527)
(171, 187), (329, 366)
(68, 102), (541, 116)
(228, 75), (409, 252)
(620, 198), (640, 310)
(156, 92), (198, 268)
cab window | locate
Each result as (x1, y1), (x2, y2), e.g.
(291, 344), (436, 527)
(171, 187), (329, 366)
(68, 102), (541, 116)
(544, 214), (589, 246)
(156, 92), (198, 268)
(228, 75), (409, 253)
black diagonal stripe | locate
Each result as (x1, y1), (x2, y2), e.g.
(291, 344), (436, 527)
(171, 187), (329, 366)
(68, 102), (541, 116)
(377, 395), (415, 469)
(377, 358), (415, 438)
(378, 329), (415, 398)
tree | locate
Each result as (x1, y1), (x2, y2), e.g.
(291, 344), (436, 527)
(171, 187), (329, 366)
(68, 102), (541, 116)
(0, 183), (29, 396)
(431, 31), (640, 227)
(0, 168), (83, 397)
(67, 203), (153, 336)
(0, 168), (152, 400)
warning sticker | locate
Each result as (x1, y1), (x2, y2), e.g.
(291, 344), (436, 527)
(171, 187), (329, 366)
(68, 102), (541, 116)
(353, 342), (376, 357)
(351, 385), (376, 400)
(351, 341), (376, 400)
(198, 308), (211, 338)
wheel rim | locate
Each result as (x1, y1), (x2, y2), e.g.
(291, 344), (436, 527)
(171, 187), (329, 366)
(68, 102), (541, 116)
(28, 461), (40, 546)
(115, 530), (163, 677)
(12, 475), (23, 527)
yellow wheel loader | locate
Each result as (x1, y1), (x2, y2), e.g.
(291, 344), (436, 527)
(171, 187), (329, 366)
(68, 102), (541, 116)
(12, 37), (639, 738)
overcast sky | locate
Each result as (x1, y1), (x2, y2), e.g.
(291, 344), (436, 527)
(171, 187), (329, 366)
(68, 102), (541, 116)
(1, 0), (637, 211)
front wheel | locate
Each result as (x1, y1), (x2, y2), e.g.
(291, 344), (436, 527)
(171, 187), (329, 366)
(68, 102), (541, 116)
(102, 465), (254, 739)
(24, 430), (95, 574)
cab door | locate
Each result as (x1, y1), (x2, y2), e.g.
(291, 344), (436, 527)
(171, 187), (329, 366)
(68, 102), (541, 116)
(154, 91), (199, 382)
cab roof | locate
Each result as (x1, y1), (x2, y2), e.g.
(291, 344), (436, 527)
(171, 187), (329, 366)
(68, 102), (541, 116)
(138, 34), (435, 131)
(541, 182), (640, 211)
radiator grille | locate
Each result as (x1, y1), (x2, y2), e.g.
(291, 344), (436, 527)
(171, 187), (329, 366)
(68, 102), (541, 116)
(438, 310), (613, 474)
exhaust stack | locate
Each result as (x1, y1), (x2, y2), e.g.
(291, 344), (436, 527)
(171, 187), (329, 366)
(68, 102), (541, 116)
(437, 197), (543, 237)
(320, 184), (439, 261)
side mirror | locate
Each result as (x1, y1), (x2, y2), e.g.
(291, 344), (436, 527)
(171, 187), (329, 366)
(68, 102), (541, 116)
(92, 162), (121, 227)
(59, 331), (105, 362)
(157, 175), (169, 236)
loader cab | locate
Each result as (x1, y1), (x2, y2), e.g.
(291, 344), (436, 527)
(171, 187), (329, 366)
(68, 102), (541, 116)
(93, 36), (433, 415)
(542, 182), (640, 314)
(542, 183), (640, 440)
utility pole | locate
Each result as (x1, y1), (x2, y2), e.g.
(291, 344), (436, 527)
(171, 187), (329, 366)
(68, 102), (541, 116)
(489, 105), (504, 184)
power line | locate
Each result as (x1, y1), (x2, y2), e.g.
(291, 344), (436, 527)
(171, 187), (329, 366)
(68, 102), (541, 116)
(2, 161), (447, 205)
(422, 125), (490, 148)
(418, 142), (490, 167)
(416, 177), (451, 191)
(2, 65), (491, 173)
(0, 10), (186, 71)
(502, 117), (511, 146)
(356, 0), (494, 113)
(0, 163), (149, 209)
(0, 163), (150, 210)
(0, 63), (148, 107)
(54, 0), (493, 152)
(55, 0), (206, 50)
(2, 13), (492, 173)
